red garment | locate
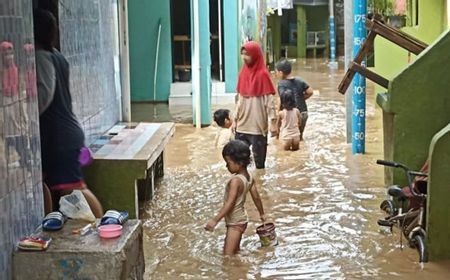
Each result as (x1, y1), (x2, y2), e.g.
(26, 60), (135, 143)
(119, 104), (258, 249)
(237, 41), (275, 97)
(1, 41), (19, 97)
(24, 44), (37, 98)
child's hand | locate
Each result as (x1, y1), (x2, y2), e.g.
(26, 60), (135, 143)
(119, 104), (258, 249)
(204, 219), (217, 232)
(231, 122), (236, 134)
(260, 214), (267, 223)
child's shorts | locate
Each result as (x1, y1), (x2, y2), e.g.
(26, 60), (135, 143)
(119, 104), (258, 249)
(227, 223), (248, 234)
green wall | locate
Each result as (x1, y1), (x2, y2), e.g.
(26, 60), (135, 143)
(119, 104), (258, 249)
(375, 1), (449, 185)
(378, 30), (450, 186)
(304, 5), (329, 31)
(427, 123), (450, 261)
(374, 0), (447, 92)
(297, 5), (307, 58)
(269, 5), (329, 59)
(129, 0), (173, 102)
(267, 15), (282, 62)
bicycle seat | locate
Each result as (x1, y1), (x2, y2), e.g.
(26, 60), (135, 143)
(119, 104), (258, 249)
(388, 185), (407, 200)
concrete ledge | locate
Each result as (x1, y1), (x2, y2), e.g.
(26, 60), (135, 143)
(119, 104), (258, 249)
(13, 220), (144, 280)
(169, 81), (235, 106)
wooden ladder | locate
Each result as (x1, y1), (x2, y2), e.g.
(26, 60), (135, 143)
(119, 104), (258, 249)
(338, 16), (428, 94)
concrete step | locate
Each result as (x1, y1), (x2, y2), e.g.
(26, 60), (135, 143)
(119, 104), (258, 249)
(169, 81), (234, 106)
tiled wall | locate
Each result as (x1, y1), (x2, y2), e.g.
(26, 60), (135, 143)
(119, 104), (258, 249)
(0, 1), (43, 279)
(0, 1), (121, 278)
(59, 0), (122, 144)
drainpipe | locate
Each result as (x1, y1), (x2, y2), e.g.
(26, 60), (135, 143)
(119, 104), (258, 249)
(118, 0), (131, 122)
(328, 0), (338, 69)
(351, 0), (367, 154)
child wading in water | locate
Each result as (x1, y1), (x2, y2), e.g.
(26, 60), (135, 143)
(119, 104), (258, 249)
(213, 109), (234, 148)
(205, 140), (266, 255)
(277, 89), (302, 151)
(276, 59), (313, 141)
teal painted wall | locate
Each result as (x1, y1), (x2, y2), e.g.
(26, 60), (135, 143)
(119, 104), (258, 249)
(224, 0), (239, 93)
(191, 0), (212, 125)
(129, 0), (172, 102)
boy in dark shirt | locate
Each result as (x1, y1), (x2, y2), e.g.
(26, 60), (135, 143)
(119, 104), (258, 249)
(275, 59), (314, 141)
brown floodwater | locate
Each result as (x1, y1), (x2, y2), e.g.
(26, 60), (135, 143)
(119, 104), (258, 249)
(134, 59), (450, 279)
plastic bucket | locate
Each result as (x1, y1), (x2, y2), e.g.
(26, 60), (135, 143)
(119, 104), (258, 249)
(256, 223), (278, 247)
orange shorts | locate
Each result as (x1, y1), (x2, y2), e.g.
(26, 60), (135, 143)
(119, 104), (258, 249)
(227, 223), (248, 234)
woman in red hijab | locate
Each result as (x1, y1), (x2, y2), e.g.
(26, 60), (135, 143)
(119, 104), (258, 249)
(234, 41), (276, 169)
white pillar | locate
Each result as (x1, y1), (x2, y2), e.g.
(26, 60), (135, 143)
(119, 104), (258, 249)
(192, 0), (201, 128)
(118, 0), (131, 122)
(344, 0), (353, 143)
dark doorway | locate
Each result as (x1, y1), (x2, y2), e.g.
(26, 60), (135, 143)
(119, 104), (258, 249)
(170, 0), (224, 82)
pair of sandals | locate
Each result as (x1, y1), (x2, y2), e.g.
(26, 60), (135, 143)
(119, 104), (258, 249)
(42, 210), (128, 231)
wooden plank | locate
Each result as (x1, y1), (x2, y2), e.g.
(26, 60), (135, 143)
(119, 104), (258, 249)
(366, 20), (428, 55)
(350, 62), (390, 89)
(338, 32), (376, 94)
(174, 64), (192, 70)
(353, 31), (377, 64)
(338, 69), (356, 94)
(173, 35), (190, 41)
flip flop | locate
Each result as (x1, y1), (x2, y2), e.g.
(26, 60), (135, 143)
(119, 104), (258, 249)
(100, 210), (129, 226)
(42, 211), (66, 231)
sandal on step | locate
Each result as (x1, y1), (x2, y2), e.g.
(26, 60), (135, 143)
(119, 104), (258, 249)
(100, 210), (129, 226)
(42, 212), (66, 231)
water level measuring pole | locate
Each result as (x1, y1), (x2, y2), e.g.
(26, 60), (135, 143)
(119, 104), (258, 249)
(329, 0), (338, 69)
(352, 0), (367, 154)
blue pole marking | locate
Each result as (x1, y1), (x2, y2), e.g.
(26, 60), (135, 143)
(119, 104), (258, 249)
(352, 0), (367, 154)
(329, 16), (336, 62)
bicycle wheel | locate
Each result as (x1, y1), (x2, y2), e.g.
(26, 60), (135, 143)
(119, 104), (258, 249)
(380, 199), (396, 216)
(411, 234), (428, 263)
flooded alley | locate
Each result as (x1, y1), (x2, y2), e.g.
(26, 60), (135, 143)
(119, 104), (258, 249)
(136, 60), (450, 279)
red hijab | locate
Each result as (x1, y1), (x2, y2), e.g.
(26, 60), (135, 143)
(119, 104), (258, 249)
(1, 41), (19, 97)
(237, 41), (275, 97)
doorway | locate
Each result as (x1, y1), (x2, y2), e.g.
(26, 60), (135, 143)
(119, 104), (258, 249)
(170, 0), (224, 82)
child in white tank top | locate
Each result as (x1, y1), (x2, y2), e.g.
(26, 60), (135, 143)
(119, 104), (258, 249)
(204, 140), (266, 255)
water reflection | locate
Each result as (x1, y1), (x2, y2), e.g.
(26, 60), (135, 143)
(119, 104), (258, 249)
(140, 59), (450, 279)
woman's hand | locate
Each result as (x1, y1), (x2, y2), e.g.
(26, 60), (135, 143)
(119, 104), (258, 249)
(204, 219), (218, 232)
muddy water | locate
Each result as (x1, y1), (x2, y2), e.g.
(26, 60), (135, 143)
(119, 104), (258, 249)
(137, 59), (450, 279)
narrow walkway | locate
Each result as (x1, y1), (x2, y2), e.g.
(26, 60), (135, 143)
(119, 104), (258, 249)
(137, 59), (450, 279)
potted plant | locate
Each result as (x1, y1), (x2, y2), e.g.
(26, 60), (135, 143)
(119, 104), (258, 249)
(388, 0), (407, 28)
(369, 0), (406, 28)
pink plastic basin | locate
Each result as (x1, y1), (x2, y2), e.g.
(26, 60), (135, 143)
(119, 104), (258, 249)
(98, 224), (123, 239)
